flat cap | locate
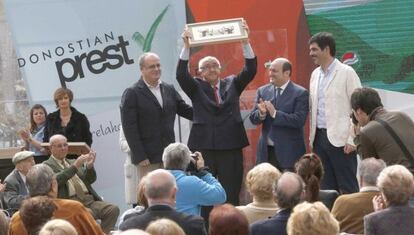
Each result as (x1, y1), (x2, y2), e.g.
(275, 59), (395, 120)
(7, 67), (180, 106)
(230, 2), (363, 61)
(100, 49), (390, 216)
(12, 151), (35, 165)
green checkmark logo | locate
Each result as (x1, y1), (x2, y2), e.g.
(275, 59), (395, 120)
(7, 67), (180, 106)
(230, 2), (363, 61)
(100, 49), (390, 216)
(132, 5), (170, 52)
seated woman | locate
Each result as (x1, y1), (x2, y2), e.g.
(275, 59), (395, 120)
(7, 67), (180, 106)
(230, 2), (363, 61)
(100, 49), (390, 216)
(294, 153), (338, 210)
(43, 88), (92, 158)
(236, 163), (281, 224)
(19, 104), (49, 163)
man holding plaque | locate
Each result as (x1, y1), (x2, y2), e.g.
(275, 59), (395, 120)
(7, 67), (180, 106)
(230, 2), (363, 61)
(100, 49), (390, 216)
(177, 21), (257, 206)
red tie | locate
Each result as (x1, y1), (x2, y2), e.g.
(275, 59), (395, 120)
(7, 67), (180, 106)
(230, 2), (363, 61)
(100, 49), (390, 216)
(214, 86), (220, 105)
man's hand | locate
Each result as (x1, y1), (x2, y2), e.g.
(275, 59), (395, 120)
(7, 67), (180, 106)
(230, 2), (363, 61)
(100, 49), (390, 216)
(138, 159), (151, 166)
(86, 151), (96, 169)
(74, 154), (91, 168)
(241, 19), (250, 44)
(181, 27), (192, 49)
(344, 143), (356, 154)
(264, 101), (276, 118)
(0, 180), (6, 193)
(258, 98), (267, 116)
(372, 195), (386, 211)
(193, 151), (205, 170)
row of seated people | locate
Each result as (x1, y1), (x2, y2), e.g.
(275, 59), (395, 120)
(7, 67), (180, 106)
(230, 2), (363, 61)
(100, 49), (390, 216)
(2, 140), (414, 234)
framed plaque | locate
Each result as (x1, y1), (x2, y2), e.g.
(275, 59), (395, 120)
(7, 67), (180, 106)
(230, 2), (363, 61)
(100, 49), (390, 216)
(41, 142), (91, 155)
(187, 18), (248, 47)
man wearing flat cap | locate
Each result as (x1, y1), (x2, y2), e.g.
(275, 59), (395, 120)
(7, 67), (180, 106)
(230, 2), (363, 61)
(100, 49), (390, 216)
(3, 150), (36, 214)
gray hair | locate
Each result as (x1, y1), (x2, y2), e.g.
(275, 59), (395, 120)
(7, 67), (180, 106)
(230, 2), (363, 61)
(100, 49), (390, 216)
(49, 134), (66, 145)
(144, 169), (176, 200)
(274, 172), (304, 209)
(198, 56), (221, 71)
(358, 158), (386, 186)
(377, 165), (414, 206)
(162, 143), (191, 171)
(138, 52), (159, 69)
(26, 164), (55, 197)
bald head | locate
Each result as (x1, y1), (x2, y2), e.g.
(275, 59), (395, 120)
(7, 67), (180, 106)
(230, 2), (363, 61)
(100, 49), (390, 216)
(274, 172), (304, 209)
(144, 169), (176, 204)
(268, 57), (292, 86)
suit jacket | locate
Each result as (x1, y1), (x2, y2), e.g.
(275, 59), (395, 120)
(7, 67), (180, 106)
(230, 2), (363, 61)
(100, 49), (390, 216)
(249, 81), (309, 168)
(119, 204), (207, 235)
(364, 205), (414, 235)
(309, 60), (361, 148)
(9, 198), (104, 235)
(43, 157), (101, 201)
(354, 110), (414, 173)
(250, 208), (291, 235)
(332, 190), (379, 234)
(120, 79), (193, 164)
(43, 107), (92, 147)
(4, 170), (29, 212)
(176, 58), (257, 150)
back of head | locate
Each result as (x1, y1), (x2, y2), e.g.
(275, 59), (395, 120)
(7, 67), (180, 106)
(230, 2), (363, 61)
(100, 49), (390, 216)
(20, 196), (57, 235)
(39, 219), (78, 235)
(162, 142), (191, 171)
(209, 204), (249, 235)
(144, 169), (176, 203)
(245, 163), (281, 201)
(274, 172), (304, 209)
(26, 164), (55, 197)
(113, 230), (150, 235)
(137, 175), (149, 208)
(294, 153), (323, 202)
(287, 201), (339, 235)
(146, 218), (185, 235)
(308, 32), (336, 57)
(350, 87), (383, 115)
(0, 211), (8, 235)
(358, 158), (386, 186)
(377, 165), (414, 206)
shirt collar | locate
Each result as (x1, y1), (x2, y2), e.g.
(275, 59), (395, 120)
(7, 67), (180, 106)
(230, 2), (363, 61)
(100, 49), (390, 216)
(360, 186), (380, 192)
(322, 58), (337, 75)
(143, 78), (162, 89)
(51, 155), (66, 165)
(275, 80), (290, 91)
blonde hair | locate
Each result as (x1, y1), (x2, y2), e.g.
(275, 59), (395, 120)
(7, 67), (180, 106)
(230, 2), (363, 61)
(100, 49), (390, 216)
(245, 163), (281, 201)
(146, 218), (185, 235)
(39, 219), (78, 235)
(377, 165), (414, 206)
(287, 202), (339, 235)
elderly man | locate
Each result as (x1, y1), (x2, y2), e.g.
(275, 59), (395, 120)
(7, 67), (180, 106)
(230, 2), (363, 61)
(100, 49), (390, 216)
(249, 58), (308, 171)
(178, 22), (257, 207)
(8, 164), (104, 235)
(250, 172), (304, 235)
(364, 165), (414, 235)
(119, 169), (207, 235)
(309, 32), (361, 193)
(43, 134), (119, 233)
(162, 142), (226, 215)
(3, 151), (35, 214)
(332, 158), (386, 234)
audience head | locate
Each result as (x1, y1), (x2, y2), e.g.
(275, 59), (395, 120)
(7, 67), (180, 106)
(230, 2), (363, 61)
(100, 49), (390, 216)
(294, 153), (324, 202)
(20, 196), (57, 235)
(113, 230), (150, 235)
(49, 134), (69, 160)
(245, 163), (281, 202)
(274, 172), (304, 209)
(358, 158), (386, 187)
(287, 201), (339, 235)
(13, 151), (36, 175)
(26, 164), (57, 198)
(198, 56), (221, 85)
(53, 88), (73, 109)
(351, 87), (383, 126)
(162, 142), (191, 171)
(0, 211), (8, 235)
(146, 218), (185, 235)
(30, 104), (47, 131)
(39, 219), (78, 235)
(137, 175), (149, 208)
(209, 203), (249, 235)
(144, 169), (177, 206)
(377, 165), (414, 206)
(138, 52), (161, 85)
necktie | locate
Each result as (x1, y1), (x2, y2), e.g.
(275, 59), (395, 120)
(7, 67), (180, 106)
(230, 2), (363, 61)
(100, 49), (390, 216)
(273, 87), (282, 106)
(213, 86), (220, 106)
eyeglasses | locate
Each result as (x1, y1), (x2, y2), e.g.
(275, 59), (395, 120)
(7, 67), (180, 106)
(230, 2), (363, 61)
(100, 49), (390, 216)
(52, 143), (68, 148)
(145, 64), (161, 70)
(200, 64), (220, 70)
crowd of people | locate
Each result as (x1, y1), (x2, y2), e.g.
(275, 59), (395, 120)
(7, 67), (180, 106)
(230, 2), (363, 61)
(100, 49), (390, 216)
(1, 25), (414, 235)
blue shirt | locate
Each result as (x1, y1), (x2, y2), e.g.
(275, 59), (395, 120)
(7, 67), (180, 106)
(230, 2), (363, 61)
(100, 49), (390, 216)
(316, 59), (337, 128)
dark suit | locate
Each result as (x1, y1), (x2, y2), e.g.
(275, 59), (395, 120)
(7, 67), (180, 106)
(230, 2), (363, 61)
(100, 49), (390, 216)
(120, 78), (193, 165)
(4, 170), (29, 213)
(249, 81), (308, 170)
(119, 204), (207, 235)
(250, 209), (291, 235)
(176, 57), (257, 205)
(364, 205), (414, 235)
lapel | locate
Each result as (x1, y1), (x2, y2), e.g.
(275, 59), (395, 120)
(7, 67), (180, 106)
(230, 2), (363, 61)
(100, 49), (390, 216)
(14, 170), (28, 195)
(137, 78), (162, 109)
(325, 67), (339, 91)
(275, 81), (292, 108)
(219, 79), (227, 102)
(160, 83), (167, 110)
